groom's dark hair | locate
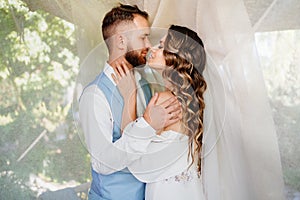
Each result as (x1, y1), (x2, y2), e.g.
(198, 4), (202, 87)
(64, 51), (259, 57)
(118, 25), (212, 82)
(102, 4), (149, 41)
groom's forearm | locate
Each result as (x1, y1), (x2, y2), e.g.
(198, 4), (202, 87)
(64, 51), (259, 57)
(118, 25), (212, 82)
(79, 86), (156, 175)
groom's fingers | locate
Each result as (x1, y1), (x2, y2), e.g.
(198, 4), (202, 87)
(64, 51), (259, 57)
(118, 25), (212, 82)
(144, 94), (182, 131)
(164, 117), (180, 127)
(159, 96), (177, 109)
(165, 102), (181, 114)
(169, 109), (182, 119)
(164, 109), (182, 127)
(160, 96), (181, 114)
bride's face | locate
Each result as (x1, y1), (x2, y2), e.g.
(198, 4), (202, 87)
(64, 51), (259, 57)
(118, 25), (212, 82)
(147, 35), (167, 71)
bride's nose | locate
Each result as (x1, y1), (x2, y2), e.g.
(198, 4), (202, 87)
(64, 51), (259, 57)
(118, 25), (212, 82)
(152, 43), (162, 51)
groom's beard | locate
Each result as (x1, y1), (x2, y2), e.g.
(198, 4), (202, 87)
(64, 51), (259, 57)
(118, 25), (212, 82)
(125, 48), (148, 68)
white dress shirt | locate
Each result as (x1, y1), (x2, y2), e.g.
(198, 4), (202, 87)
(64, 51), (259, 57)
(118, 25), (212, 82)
(79, 62), (156, 174)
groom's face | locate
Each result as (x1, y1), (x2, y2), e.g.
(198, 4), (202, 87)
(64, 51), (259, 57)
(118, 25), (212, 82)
(125, 15), (151, 68)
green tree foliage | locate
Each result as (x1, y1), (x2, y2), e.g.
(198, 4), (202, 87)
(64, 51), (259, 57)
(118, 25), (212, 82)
(0, 0), (89, 198)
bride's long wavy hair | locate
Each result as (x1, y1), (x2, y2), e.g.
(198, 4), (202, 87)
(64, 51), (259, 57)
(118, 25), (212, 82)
(163, 25), (207, 173)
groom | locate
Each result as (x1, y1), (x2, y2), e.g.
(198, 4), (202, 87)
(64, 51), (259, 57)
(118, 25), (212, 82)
(79, 4), (181, 200)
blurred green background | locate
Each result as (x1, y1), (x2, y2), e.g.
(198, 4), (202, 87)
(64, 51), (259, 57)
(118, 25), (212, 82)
(0, 1), (90, 199)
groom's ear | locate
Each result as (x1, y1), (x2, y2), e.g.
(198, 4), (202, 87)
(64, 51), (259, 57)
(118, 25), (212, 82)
(116, 34), (127, 50)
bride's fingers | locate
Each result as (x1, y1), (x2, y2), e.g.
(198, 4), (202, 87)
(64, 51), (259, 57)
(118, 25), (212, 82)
(121, 61), (130, 75)
(113, 63), (122, 79)
(112, 61), (133, 83)
(111, 73), (119, 84)
(117, 64), (126, 77)
(114, 62), (127, 78)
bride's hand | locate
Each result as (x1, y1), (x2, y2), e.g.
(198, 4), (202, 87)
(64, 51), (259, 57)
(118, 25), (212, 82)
(112, 61), (137, 131)
(111, 61), (136, 98)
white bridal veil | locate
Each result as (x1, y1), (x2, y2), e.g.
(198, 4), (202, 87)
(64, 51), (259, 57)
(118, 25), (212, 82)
(72, 0), (285, 199)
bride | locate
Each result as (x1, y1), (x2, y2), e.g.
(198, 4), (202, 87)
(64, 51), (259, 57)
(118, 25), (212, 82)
(113, 24), (207, 200)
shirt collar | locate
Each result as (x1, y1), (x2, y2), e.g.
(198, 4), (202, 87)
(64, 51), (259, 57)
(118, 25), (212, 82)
(103, 62), (117, 86)
(134, 69), (142, 82)
(103, 62), (142, 86)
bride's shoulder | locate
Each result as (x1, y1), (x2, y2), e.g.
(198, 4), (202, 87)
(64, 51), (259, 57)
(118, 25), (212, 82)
(156, 91), (175, 104)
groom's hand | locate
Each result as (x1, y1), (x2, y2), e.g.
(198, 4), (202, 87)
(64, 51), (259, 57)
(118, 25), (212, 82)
(143, 93), (182, 131)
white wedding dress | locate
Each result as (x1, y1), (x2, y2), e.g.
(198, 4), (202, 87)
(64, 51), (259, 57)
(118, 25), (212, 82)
(145, 165), (204, 200)
(122, 128), (205, 200)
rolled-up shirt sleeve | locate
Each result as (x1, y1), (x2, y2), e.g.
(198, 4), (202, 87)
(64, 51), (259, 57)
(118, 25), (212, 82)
(79, 85), (156, 175)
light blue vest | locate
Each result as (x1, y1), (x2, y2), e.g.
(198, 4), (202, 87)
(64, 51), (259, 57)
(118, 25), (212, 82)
(87, 72), (151, 200)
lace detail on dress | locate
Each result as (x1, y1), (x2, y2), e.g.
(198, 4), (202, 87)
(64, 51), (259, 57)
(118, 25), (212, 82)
(163, 170), (201, 184)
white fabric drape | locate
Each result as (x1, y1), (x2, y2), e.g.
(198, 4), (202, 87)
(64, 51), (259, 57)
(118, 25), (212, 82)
(73, 0), (285, 199)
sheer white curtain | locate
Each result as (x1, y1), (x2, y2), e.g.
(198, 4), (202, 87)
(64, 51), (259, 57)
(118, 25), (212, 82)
(73, 0), (285, 199)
